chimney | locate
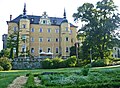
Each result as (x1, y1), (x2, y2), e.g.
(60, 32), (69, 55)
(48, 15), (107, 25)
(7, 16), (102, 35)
(10, 15), (12, 21)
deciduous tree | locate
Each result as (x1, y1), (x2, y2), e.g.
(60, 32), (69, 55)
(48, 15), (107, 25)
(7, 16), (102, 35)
(73, 0), (120, 61)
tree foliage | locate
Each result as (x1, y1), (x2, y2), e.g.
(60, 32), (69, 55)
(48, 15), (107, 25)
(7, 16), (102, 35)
(7, 31), (19, 58)
(73, 0), (120, 60)
(0, 49), (10, 58)
(70, 46), (76, 56)
(0, 57), (12, 70)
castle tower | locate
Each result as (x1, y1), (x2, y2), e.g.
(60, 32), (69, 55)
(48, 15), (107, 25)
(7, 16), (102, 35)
(19, 3), (30, 57)
(63, 8), (66, 19)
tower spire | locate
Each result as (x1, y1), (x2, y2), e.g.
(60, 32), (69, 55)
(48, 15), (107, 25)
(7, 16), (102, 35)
(23, 3), (26, 15)
(63, 8), (66, 19)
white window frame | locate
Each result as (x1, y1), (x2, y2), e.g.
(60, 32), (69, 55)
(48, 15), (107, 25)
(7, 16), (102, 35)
(22, 24), (26, 28)
(21, 45), (26, 52)
(31, 28), (34, 32)
(31, 37), (34, 42)
(47, 38), (51, 42)
(31, 48), (34, 53)
(47, 47), (51, 52)
(66, 47), (69, 52)
(13, 27), (17, 32)
(22, 35), (26, 40)
(66, 27), (68, 31)
(55, 29), (59, 33)
(70, 30), (72, 34)
(47, 28), (51, 33)
(39, 37), (43, 42)
(56, 38), (59, 42)
(56, 47), (59, 53)
(66, 37), (69, 41)
(39, 48), (43, 53)
(39, 28), (43, 32)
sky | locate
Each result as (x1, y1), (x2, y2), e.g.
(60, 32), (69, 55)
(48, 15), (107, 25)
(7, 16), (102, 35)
(0, 0), (120, 51)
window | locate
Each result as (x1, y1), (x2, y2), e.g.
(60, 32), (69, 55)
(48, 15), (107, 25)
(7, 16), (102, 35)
(22, 35), (26, 40)
(39, 28), (43, 32)
(70, 30), (72, 34)
(31, 37), (34, 42)
(47, 28), (51, 33)
(13, 36), (17, 40)
(13, 48), (16, 53)
(31, 18), (34, 22)
(66, 47), (69, 52)
(22, 24), (26, 28)
(47, 48), (51, 52)
(66, 27), (68, 31)
(71, 38), (73, 43)
(13, 27), (17, 32)
(56, 38), (59, 42)
(39, 48), (42, 53)
(22, 45), (26, 52)
(22, 47), (25, 52)
(39, 37), (43, 42)
(66, 37), (69, 41)
(56, 48), (59, 53)
(43, 20), (46, 24)
(47, 38), (51, 42)
(31, 28), (34, 32)
(31, 48), (34, 53)
(55, 29), (59, 33)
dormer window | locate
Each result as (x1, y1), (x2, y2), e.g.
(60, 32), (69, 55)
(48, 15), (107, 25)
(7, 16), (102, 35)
(43, 20), (46, 24)
(13, 27), (17, 32)
(22, 24), (26, 28)
(31, 18), (34, 22)
(39, 12), (51, 25)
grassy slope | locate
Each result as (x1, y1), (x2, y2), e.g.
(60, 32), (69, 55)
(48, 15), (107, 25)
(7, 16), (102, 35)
(0, 75), (17, 88)
(0, 65), (120, 88)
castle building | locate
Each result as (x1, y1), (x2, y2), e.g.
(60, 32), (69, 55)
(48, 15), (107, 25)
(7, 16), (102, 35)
(6, 4), (77, 58)
(2, 34), (8, 49)
(113, 47), (120, 58)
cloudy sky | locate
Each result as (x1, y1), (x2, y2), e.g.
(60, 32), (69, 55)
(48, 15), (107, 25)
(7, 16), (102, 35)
(0, 0), (120, 50)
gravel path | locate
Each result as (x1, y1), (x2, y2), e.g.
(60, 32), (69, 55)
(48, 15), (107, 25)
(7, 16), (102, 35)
(7, 76), (28, 88)
(34, 77), (41, 86)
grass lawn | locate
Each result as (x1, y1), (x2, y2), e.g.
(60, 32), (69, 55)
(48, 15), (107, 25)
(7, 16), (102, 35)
(0, 66), (120, 88)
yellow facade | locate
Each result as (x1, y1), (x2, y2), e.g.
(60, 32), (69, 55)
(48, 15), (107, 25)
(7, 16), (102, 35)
(7, 5), (77, 58)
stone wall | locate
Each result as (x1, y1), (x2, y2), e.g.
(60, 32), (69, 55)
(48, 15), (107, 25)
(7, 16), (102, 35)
(12, 57), (42, 69)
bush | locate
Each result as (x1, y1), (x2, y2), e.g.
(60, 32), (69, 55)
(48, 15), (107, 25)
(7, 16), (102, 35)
(91, 59), (105, 67)
(76, 59), (90, 67)
(25, 74), (35, 88)
(66, 56), (77, 67)
(41, 56), (77, 69)
(0, 57), (12, 70)
(81, 65), (90, 76)
(51, 57), (63, 68)
(0, 66), (4, 71)
(41, 58), (52, 69)
(59, 60), (67, 68)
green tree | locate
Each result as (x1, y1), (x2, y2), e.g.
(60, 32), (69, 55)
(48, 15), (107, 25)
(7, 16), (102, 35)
(70, 46), (76, 56)
(7, 31), (19, 58)
(73, 0), (120, 61)
(0, 49), (10, 58)
(0, 57), (12, 70)
(19, 35), (30, 57)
